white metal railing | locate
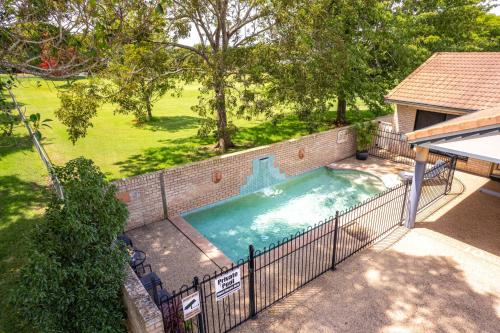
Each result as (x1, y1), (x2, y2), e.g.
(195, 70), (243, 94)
(6, 88), (64, 200)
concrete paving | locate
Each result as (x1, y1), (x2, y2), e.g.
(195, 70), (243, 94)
(126, 220), (219, 292)
(235, 171), (500, 333)
(415, 171), (500, 257)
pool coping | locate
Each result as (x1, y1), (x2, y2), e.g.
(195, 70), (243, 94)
(169, 215), (235, 269)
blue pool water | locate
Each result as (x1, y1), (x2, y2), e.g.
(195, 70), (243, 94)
(182, 168), (386, 262)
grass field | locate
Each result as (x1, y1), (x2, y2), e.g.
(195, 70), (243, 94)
(0, 76), (383, 332)
(9, 77), (352, 179)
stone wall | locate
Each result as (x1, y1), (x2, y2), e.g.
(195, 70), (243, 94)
(114, 121), (374, 231)
(123, 266), (164, 333)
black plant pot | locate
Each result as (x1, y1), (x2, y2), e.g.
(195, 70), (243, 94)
(356, 150), (369, 160)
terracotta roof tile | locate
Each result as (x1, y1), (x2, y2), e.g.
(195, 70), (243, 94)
(385, 52), (500, 111)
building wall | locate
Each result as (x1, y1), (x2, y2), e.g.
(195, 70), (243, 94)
(114, 117), (397, 231)
(456, 158), (493, 177)
(393, 104), (418, 133)
(394, 103), (493, 178)
(393, 103), (467, 133)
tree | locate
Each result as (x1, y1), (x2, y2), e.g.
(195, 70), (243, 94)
(160, 0), (276, 150)
(398, 0), (496, 54)
(14, 157), (128, 333)
(55, 43), (180, 141)
(268, 0), (495, 126)
(269, 0), (406, 125)
(55, 80), (103, 143)
(479, 13), (500, 51)
(107, 42), (180, 122)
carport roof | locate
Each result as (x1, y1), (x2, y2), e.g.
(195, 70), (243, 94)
(407, 106), (500, 164)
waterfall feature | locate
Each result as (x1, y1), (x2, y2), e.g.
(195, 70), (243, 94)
(240, 155), (287, 195)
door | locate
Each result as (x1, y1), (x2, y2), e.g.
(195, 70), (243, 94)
(414, 110), (459, 130)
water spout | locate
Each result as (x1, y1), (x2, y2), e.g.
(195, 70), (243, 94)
(240, 155), (286, 195)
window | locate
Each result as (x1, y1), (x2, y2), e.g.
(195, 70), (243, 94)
(414, 110), (459, 131)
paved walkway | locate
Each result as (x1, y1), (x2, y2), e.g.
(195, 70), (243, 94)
(126, 220), (219, 291)
(235, 171), (500, 333)
(416, 171), (500, 257)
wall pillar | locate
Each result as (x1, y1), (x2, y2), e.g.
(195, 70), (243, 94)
(405, 146), (429, 228)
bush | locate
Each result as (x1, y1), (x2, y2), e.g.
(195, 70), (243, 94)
(14, 158), (129, 333)
(353, 120), (377, 152)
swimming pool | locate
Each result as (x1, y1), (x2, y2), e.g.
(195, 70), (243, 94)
(182, 167), (386, 262)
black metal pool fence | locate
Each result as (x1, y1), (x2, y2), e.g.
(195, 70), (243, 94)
(368, 127), (463, 169)
(158, 155), (457, 333)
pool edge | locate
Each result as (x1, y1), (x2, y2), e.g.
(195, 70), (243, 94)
(169, 215), (234, 269)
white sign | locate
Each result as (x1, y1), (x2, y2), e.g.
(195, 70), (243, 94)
(181, 292), (201, 321)
(337, 129), (348, 143)
(215, 268), (241, 301)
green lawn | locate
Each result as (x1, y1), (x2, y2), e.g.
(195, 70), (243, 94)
(0, 76), (384, 332)
(0, 132), (49, 333)
(8, 77), (378, 179)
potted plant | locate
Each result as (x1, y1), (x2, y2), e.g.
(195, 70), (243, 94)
(353, 120), (377, 160)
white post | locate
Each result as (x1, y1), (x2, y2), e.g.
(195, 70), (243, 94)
(405, 146), (429, 228)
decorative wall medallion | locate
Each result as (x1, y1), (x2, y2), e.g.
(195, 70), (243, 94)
(337, 129), (348, 143)
(212, 170), (222, 183)
(116, 191), (131, 203)
(298, 148), (305, 159)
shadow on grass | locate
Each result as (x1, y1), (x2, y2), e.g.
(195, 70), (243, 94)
(114, 109), (391, 178)
(114, 136), (218, 177)
(0, 135), (34, 160)
(134, 115), (200, 132)
(233, 114), (311, 147)
(0, 175), (48, 333)
(115, 114), (311, 177)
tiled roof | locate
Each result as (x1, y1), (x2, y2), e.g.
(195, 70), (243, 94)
(406, 105), (500, 142)
(385, 52), (500, 111)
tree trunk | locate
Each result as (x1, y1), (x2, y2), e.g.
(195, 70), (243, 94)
(145, 94), (152, 122)
(213, 78), (234, 151)
(336, 95), (347, 125)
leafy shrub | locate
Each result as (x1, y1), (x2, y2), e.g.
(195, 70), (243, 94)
(14, 158), (129, 333)
(353, 120), (377, 152)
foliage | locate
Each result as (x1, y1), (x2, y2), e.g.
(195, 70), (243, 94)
(13, 157), (128, 333)
(269, 0), (407, 125)
(28, 112), (52, 139)
(353, 121), (377, 152)
(268, 0), (496, 125)
(107, 43), (180, 122)
(398, 0), (497, 54)
(55, 81), (103, 143)
(0, 1), (164, 78)
(162, 1), (277, 150)
(480, 13), (500, 51)
(0, 76), (20, 137)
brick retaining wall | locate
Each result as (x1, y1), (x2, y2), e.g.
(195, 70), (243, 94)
(114, 118), (397, 231)
(123, 266), (164, 333)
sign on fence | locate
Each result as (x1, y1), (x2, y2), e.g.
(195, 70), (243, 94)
(182, 292), (201, 321)
(215, 268), (241, 301)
